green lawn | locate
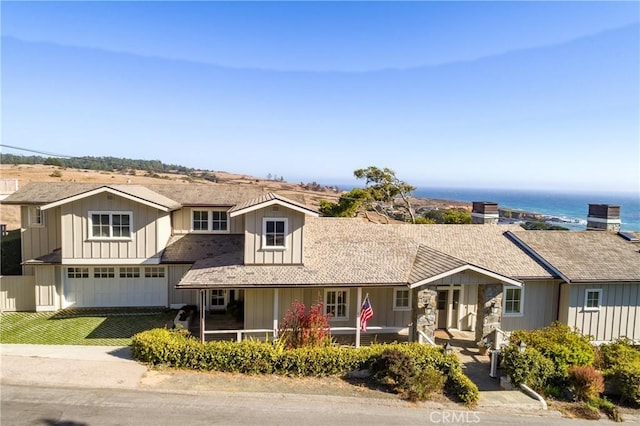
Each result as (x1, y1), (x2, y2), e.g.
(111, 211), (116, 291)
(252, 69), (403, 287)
(0, 309), (176, 346)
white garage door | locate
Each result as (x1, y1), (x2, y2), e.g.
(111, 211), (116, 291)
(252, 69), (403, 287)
(64, 267), (167, 308)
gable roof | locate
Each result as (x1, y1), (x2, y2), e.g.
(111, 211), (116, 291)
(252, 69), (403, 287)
(509, 230), (640, 283)
(228, 192), (320, 217)
(176, 218), (551, 289)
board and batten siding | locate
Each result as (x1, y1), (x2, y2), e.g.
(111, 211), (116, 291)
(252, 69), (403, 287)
(243, 287), (411, 330)
(168, 264), (198, 307)
(500, 280), (560, 332)
(0, 275), (36, 312)
(60, 193), (170, 262)
(34, 265), (60, 311)
(560, 283), (640, 342)
(171, 208), (244, 234)
(20, 206), (62, 274)
(243, 207), (305, 265)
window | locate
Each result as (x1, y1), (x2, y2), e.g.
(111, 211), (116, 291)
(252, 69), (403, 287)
(67, 267), (89, 278)
(263, 218), (287, 249)
(503, 286), (523, 316)
(89, 211), (132, 239)
(210, 289), (227, 310)
(585, 289), (602, 311)
(29, 207), (45, 227)
(192, 210), (228, 232)
(145, 267), (165, 278)
(94, 267), (115, 278)
(325, 289), (349, 320)
(119, 267), (140, 278)
(393, 289), (411, 311)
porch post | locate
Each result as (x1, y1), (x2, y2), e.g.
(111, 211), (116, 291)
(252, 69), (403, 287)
(355, 287), (362, 348)
(199, 290), (206, 344)
(273, 288), (279, 339)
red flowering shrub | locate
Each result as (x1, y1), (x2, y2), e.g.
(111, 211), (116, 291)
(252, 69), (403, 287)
(278, 301), (332, 349)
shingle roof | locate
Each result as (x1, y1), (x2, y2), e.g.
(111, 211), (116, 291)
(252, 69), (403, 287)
(228, 192), (319, 216)
(176, 218), (554, 289)
(147, 184), (265, 206)
(409, 246), (467, 283)
(510, 230), (640, 282)
(161, 234), (244, 263)
(1, 182), (102, 204)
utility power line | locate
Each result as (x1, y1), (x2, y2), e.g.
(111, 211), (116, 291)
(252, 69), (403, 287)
(0, 144), (74, 158)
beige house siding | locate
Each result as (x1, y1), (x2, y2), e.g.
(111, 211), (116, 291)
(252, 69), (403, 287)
(243, 207), (305, 265)
(60, 193), (170, 262)
(0, 275), (36, 311)
(501, 280), (560, 332)
(171, 208), (244, 234)
(35, 265), (60, 311)
(20, 206), (62, 273)
(564, 283), (640, 342)
(244, 287), (411, 330)
(169, 265), (197, 307)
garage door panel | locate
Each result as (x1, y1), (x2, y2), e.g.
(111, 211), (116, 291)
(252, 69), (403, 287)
(64, 276), (167, 308)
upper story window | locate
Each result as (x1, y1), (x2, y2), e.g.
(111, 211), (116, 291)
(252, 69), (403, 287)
(29, 207), (45, 227)
(262, 218), (287, 249)
(503, 285), (524, 316)
(192, 209), (228, 233)
(67, 267), (89, 278)
(584, 289), (602, 311)
(393, 288), (411, 311)
(89, 211), (132, 240)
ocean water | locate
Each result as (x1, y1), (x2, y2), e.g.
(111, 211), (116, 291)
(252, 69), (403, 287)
(413, 187), (640, 232)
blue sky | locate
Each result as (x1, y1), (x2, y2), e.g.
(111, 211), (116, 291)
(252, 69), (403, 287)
(1, 1), (639, 193)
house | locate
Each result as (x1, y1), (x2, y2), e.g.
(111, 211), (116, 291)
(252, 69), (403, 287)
(1, 182), (638, 347)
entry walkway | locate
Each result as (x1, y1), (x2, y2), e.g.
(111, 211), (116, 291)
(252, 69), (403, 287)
(435, 329), (545, 409)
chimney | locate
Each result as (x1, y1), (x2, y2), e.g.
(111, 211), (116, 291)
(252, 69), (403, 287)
(472, 201), (499, 225)
(586, 204), (620, 231)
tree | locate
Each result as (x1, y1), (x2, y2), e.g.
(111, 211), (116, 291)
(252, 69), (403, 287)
(353, 166), (417, 223)
(319, 188), (370, 217)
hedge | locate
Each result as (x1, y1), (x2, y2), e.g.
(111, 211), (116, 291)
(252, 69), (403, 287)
(131, 328), (479, 406)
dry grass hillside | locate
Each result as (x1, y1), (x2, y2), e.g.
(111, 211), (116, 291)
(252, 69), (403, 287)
(0, 164), (469, 231)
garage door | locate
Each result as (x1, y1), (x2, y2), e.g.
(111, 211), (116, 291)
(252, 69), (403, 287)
(63, 266), (167, 308)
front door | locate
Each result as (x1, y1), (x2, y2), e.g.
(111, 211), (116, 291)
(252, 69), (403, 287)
(209, 289), (228, 311)
(451, 289), (460, 329)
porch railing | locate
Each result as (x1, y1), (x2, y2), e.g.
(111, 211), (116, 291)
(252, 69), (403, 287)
(417, 330), (437, 346)
(203, 329), (274, 342)
(493, 328), (511, 350)
(202, 326), (408, 342)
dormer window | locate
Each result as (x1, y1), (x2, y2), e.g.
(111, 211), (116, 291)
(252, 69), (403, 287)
(89, 211), (132, 240)
(29, 207), (45, 227)
(192, 209), (228, 233)
(262, 218), (287, 249)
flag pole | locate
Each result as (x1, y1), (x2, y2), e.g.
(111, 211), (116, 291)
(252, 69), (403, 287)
(356, 287), (362, 348)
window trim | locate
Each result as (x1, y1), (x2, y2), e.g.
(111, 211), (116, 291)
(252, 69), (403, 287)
(324, 288), (350, 321)
(190, 209), (229, 234)
(262, 217), (288, 250)
(88, 211), (133, 240)
(503, 285), (524, 317)
(584, 289), (602, 311)
(28, 206), (45, 228)
(393, 288), (411, 311)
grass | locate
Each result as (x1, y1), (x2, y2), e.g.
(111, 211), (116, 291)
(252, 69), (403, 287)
(0, 308), (176, 346)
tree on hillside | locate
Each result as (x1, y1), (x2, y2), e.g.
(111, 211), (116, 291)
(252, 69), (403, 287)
(423, 208), (472, 224)
(353, 166), (417, 223)
(319, 166), (417, 223)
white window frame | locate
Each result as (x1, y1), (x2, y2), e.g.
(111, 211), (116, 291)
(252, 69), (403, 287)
(67, 267), (89, 278)
(88, 211), (133, 240)
(584, 289), (602, 311)
(503, 285), (524, 317)
(262, 217), (287, 250)
(393, 288), (411, 311)
(324, 288), (349, 321)
(191, 209), (229, 233)
(144, 267), (166, 278)
(94, 267), (115, 278)
(119, 267), (140, 278)
(28, 206), (45, 227)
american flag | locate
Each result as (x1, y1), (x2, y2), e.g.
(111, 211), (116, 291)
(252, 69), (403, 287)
(360, 295), (374, 332)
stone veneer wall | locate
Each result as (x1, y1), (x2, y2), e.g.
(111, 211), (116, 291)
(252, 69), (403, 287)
(475, 283), (502, 343)
(413, 286), (437, 342)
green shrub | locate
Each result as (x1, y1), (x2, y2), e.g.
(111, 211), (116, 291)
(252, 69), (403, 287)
(614, 359), (640, 406)
(510, 322), (595, 376)
(597, 338), (640, 371)
(596, 339), (640, 405)
(406, 365), (445, 402)
(502, 345), (555, 392)
(445, 370), (479, 407)
(568, 365), (604, 401)
(588, 397), (623, 422)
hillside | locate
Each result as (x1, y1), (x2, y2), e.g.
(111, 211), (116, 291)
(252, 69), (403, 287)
(0, 164), (471, 231)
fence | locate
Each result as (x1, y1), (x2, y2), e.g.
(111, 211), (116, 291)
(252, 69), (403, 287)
(1, 275), (36, 312)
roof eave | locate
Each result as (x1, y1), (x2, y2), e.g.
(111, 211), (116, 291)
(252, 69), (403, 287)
(40, 186), (174, 212)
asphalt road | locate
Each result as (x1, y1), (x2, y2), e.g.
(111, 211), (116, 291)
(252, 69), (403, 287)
(0, 383), (617, 426)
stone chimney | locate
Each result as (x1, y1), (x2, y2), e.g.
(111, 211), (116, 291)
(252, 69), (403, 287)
(586, 204), (620, 231)
(472, 201), (499, 225)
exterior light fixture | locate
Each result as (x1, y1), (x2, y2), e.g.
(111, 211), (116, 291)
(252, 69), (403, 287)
(444, 342), (453, 354)
(518, 341), (527, 353)
(490, 301), (499, 315)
